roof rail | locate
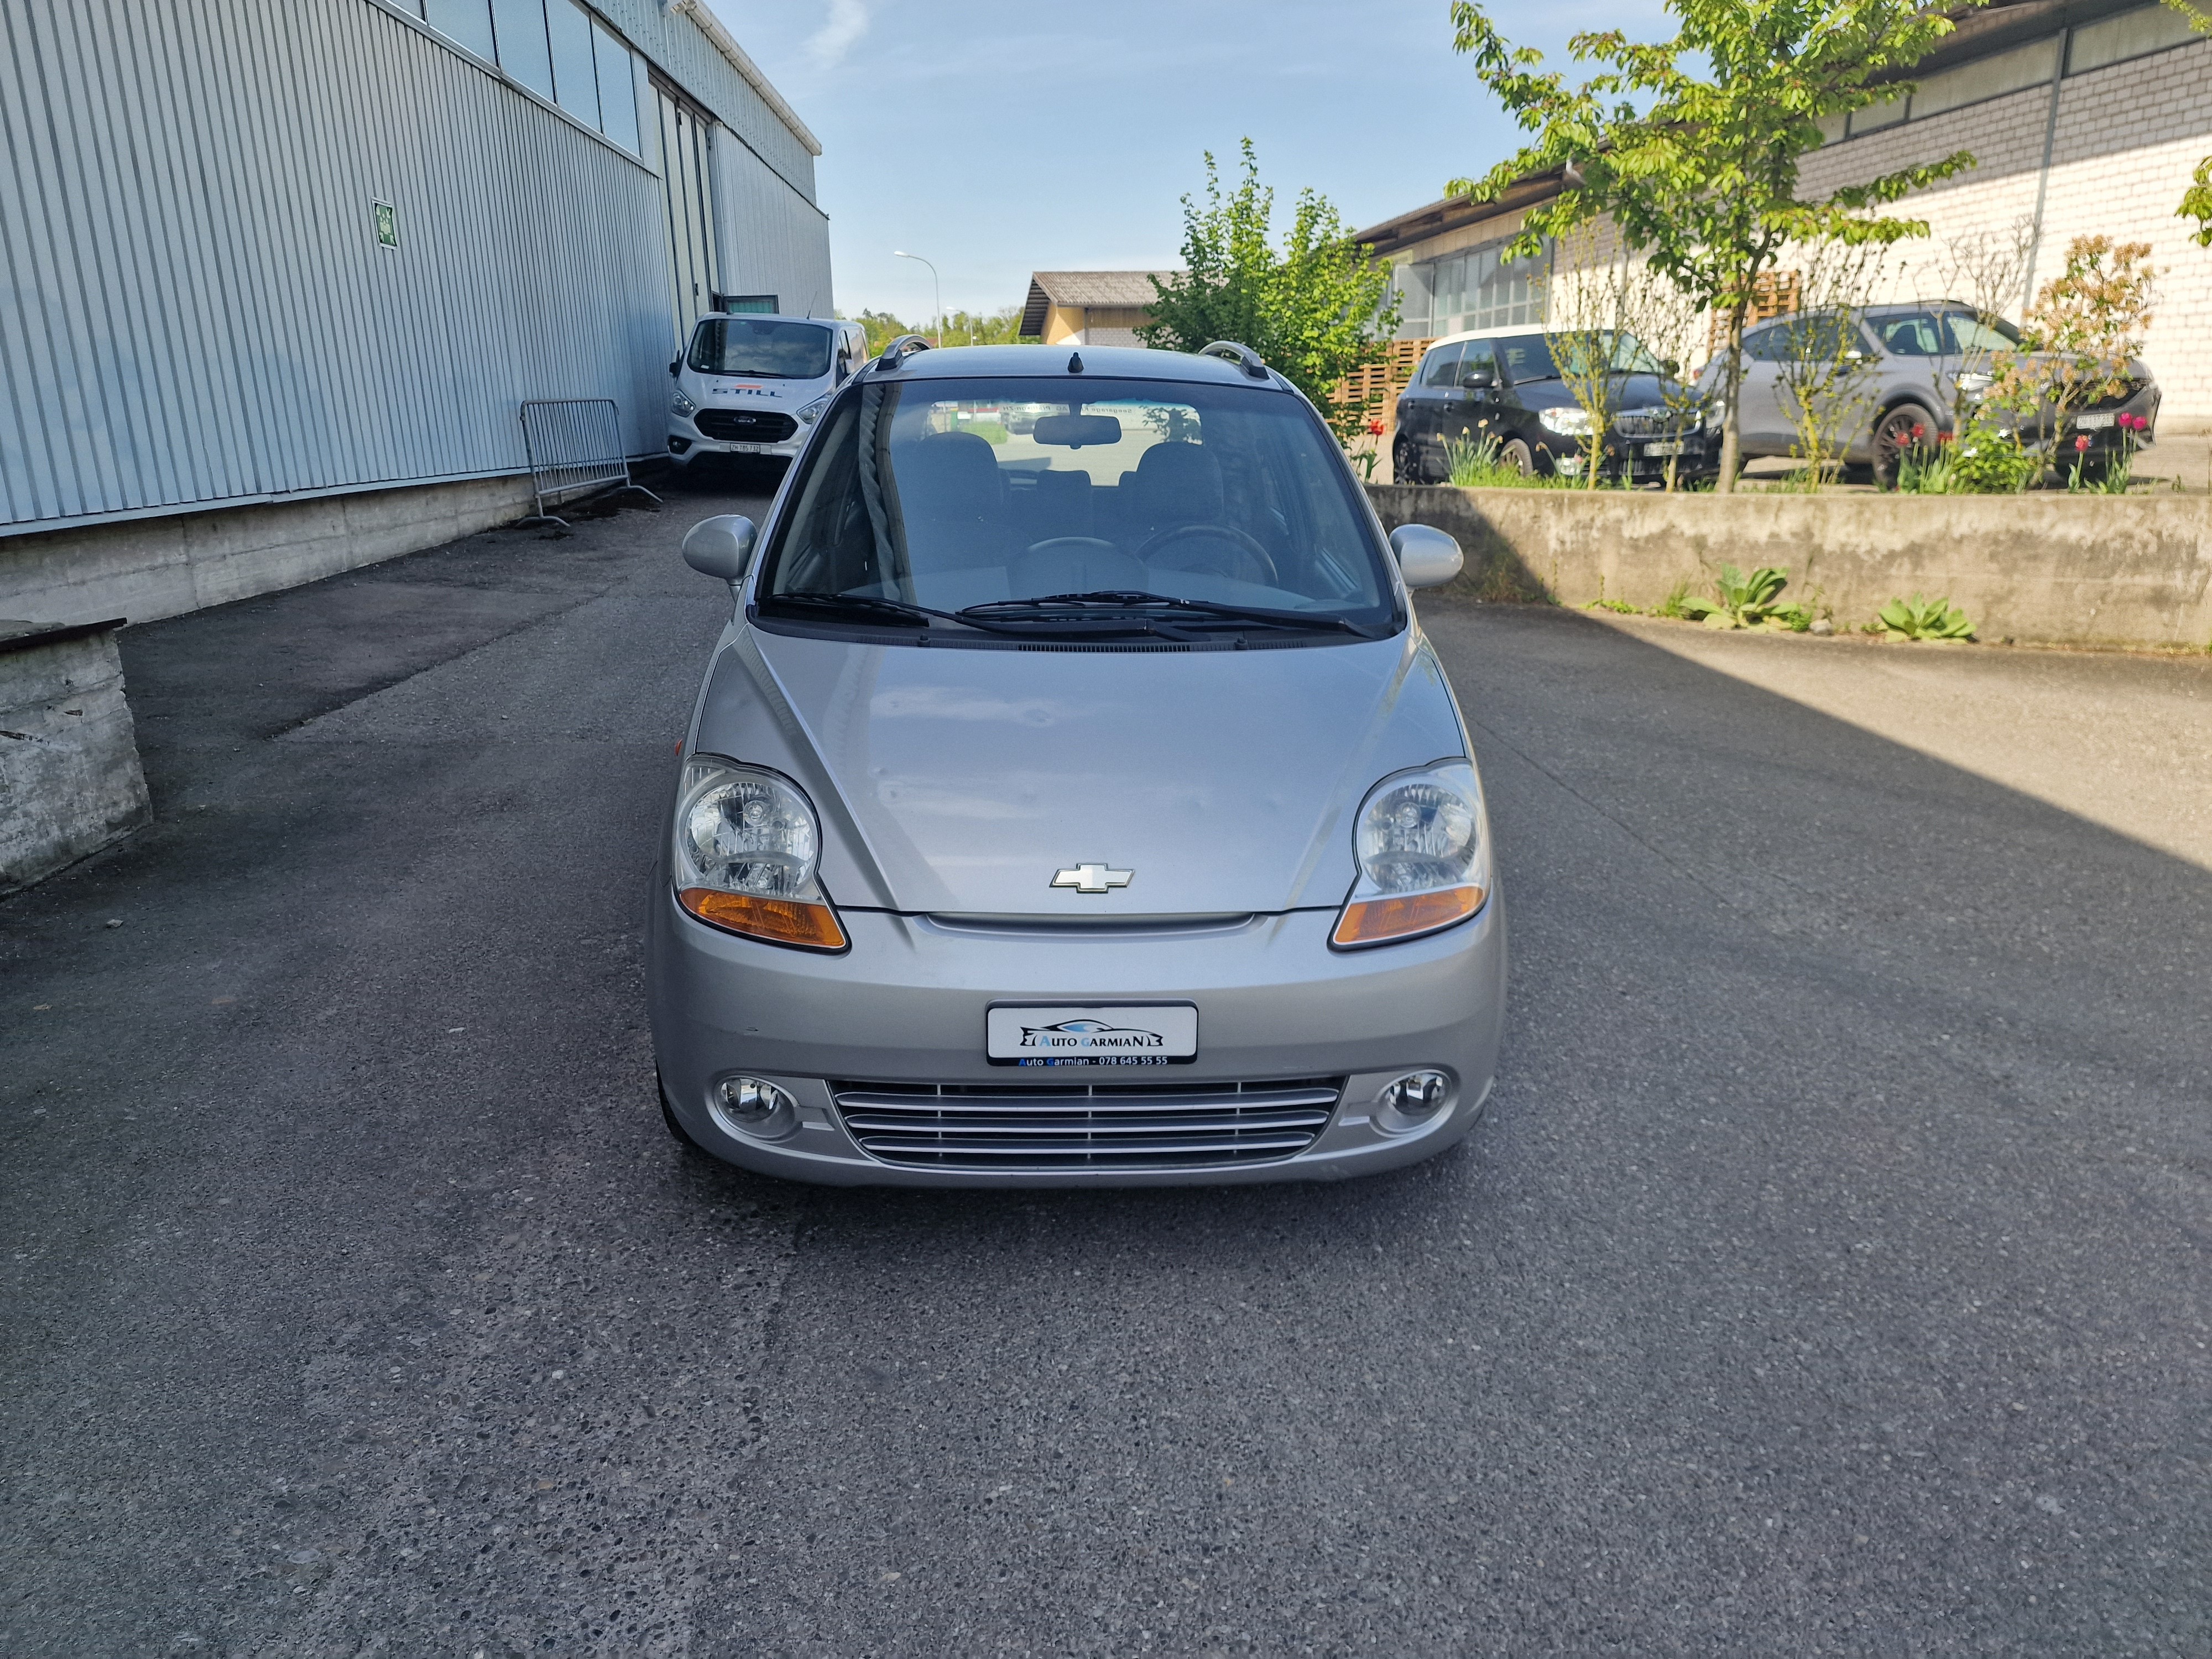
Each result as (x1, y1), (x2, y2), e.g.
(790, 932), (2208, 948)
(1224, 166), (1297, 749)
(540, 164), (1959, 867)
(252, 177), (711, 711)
(876, 334), (933, 371)
(1199, 341), (1270, 379)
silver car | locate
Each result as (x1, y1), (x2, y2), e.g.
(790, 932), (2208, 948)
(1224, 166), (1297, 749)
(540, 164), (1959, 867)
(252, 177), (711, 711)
(647, 338), (1506, 1187)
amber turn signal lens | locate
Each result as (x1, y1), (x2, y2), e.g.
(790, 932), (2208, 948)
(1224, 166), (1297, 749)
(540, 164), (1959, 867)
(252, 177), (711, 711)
(678, 889), (848, 951)
(1331, 885), (1485, 948)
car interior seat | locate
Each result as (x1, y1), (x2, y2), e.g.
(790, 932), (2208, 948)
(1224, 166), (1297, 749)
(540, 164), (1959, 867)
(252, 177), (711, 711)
(892, 431), (1015, 583)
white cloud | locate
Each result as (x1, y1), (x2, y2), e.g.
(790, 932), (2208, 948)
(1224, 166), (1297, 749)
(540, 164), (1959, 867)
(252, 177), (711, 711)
(806, 0), (868, 69)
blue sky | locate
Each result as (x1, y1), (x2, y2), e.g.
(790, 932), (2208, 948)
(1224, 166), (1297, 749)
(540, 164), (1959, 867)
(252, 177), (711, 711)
(706, 0), (1667, 321)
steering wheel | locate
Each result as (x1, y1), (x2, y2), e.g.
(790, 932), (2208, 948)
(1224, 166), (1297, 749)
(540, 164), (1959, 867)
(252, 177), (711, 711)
(1133, 521), (1280, 587)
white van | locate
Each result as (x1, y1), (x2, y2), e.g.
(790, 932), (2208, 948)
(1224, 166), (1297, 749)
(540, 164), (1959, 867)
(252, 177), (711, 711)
(666, 314), (868, 471)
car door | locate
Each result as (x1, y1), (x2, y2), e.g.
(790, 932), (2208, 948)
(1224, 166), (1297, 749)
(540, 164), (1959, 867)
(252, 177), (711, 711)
(1866, 311), (1948, 426)
(1442, 340), (1502, 450)
(1396, 341), (1461, 473)
(1734, 323), (1793, 453)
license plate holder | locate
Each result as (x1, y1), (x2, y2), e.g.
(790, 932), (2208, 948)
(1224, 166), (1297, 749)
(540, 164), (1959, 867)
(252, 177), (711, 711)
(986, 1003), (1198, 1067)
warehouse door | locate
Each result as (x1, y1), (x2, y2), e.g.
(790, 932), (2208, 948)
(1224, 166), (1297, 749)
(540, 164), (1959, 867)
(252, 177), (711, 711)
(656, 85), (718, 345)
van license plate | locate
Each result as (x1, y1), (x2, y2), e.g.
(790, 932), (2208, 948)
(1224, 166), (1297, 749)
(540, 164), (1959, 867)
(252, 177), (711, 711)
(726, 442), (763, 453)
(987, 1004), (1197, 1066)
(1642, 440), (1686, 456)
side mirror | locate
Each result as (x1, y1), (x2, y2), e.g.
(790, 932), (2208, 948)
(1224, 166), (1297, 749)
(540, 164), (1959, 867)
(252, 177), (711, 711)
(1462, 367), (1496, 390)
(682, 515), (758, 588)
(668, 357), (681, 378)
(1659, 358), (1679, 377)
(1389, 523), (1463, 589)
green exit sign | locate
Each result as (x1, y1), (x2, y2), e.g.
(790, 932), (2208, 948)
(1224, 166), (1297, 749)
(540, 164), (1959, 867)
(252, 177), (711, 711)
(373, 200), (398, 250)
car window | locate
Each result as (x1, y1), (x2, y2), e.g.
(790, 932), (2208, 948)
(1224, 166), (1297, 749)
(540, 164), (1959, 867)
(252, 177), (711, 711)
(1875, 313), (1946, 357)
(690, 318), (834, 379)
(1770, 312), (1874, 361)
(1418, 343), (1465, 387)
(1457, 341), (1499, 387)
(1940, 312), (2023, 354)
(1743, 326), (1792, 363)
(757, 375), (1395, 628)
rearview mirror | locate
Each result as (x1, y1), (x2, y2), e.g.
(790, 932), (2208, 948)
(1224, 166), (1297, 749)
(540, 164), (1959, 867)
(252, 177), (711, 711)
(1389, 523), (1463, 589)
(1460, 367), (1496, 390)
(682, 515), (758, 588)
(1032, 414), (1123, 448)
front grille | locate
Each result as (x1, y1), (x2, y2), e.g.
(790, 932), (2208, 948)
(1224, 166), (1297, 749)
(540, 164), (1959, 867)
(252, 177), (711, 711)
(1613, 409), (1675, 439)
(695, 408), (798, 442)
(832, 1077), (1343, 1171)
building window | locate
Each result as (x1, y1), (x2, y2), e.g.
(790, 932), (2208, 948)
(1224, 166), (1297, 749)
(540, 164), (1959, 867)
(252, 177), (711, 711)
(398, 0), (643, 154)
(1395, 237), (1550, 339)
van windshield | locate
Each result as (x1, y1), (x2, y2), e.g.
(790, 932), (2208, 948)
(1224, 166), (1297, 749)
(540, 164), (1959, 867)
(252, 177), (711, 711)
(690, 319), (833, 379)
(754, 375), (1397, 638)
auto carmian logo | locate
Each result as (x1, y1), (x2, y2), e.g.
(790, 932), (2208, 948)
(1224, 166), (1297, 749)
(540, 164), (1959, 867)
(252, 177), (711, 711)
(1019, 1018), (1166, 1052)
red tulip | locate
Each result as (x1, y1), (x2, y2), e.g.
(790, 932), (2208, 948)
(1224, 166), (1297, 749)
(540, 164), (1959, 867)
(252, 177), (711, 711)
(2074, 434), (2092, 452)
(1911, 424), (1926, 441)
(1936, 431), (1954, 445)
(1367, 419), (1386, 436)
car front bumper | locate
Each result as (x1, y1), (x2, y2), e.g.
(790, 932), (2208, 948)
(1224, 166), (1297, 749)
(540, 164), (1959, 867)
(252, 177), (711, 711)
(667, 422), (805, 465)
(645, 894), (1507, 1187)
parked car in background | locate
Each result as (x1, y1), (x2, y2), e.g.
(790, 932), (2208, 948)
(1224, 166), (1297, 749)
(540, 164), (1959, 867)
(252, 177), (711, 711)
(667, 314), (869, 473)
(651, 338), (1505, 1187)
(1393, 326), (1713, 486)
(1698, 304), (2162, 484)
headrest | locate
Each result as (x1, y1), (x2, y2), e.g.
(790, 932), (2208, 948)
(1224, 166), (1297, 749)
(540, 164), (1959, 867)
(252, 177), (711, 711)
(896, 430), (1004, 519)
(1128, 442), (1224, 528)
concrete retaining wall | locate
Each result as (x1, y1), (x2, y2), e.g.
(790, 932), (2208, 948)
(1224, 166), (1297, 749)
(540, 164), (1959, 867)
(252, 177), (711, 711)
(1, 622), (151, 893)
(1368, 484), (2212, 651)
(0, 474), (537, 629)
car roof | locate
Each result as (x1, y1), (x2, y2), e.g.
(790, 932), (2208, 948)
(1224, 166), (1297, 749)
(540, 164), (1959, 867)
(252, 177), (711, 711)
(871, 342), (1292, 389)
(690, 313), (851, 330)
(1420, 324), (1578, 351)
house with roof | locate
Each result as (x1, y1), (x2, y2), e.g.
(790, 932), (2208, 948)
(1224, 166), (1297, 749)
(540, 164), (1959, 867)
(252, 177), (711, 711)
(1019, 271), (1178, 347)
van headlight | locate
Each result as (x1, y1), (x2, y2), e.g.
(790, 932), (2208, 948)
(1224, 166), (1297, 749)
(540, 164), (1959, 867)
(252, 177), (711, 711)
(795, 392), (834, 426)
(671, 387), (698, 419)
(1331, 760), (1491, 949)
(672, 758), (847, 951)
(1538, 406), (1592, 436)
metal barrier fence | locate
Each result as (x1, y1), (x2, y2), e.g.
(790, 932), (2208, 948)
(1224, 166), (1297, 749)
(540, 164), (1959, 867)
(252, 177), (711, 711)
(517, 399), (659, 524)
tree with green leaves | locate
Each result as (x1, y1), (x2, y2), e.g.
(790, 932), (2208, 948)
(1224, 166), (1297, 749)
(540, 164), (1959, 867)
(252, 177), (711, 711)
(1448, 0), (1986, 492)
(2166, 2), (2212, 245)
(1138, 141), (1400, 445)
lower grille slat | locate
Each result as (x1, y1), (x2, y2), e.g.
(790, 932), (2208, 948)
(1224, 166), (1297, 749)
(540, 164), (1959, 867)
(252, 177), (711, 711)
(832, 1077), (1343, 1171)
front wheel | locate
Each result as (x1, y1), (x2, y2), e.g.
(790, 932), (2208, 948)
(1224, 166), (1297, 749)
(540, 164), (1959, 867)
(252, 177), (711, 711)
(1872, 403), (1939, 489)
(1498, 438), (1535, 475)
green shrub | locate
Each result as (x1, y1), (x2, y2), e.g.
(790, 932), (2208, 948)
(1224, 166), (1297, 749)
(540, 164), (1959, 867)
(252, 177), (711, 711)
(1443, 436), (1576, 489)
(1678, 564), (1797, 629)
(1656, 578), (1694, 619)
(1872, 593), (1976, 641)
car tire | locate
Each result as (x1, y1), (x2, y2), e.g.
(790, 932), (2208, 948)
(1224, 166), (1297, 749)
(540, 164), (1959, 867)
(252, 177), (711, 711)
(1872, 403), (1938, 489)
(1498, 438), (1534, 475)
(1393, 433), (1428, 486)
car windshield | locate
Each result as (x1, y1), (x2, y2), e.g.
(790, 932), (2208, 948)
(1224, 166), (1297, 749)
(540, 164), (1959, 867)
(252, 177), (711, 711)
(755, 375), (1396, 634)
(689, 319), (833, 379)
(1492, 331), (1667, 384)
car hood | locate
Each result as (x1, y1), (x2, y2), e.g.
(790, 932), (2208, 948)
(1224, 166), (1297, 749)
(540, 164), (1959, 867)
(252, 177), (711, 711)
(1514, 372), (1686, 411)
(692, 626), (1469, 917)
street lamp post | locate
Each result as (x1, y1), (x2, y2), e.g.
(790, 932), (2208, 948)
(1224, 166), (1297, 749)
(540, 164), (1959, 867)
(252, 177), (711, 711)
(893, 250), (942, 346)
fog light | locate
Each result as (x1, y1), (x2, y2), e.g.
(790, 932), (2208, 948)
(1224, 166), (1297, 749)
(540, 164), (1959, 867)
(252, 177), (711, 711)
(709, 1075), (798, 1141)
(669, 436), (692, 455)
(1380, 1070), (1451, 1122)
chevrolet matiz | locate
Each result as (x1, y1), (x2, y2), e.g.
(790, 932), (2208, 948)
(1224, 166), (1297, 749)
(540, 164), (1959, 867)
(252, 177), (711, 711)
(647, 337), (1506, 1186)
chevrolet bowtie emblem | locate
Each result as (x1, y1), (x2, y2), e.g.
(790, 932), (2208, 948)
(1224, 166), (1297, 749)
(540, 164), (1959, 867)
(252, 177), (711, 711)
(1051, 862), (1133, 894)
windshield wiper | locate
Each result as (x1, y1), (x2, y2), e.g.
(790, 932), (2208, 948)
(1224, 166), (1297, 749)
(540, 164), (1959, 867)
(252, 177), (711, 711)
(763, 591), (952, 629)
(961, 591), (1381, 637)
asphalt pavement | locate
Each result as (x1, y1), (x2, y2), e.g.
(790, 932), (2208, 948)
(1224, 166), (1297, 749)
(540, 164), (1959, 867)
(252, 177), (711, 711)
(4, 482), (2209, 1657)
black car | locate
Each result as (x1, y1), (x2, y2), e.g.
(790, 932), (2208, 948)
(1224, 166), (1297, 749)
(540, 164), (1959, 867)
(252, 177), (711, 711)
(1393, 327), (1714, 486)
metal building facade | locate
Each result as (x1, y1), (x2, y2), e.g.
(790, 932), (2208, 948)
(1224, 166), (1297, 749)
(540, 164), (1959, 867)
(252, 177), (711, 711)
(0, 0), (830, 539)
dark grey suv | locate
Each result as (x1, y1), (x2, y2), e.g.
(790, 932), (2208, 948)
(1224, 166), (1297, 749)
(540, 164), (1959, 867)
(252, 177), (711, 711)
(1701, 303), (2161, 483)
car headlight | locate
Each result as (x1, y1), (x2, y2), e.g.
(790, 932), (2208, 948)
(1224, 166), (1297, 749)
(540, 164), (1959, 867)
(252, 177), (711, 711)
(671, 387), (698, 419)
(1332, 760), (1491, 949)
(1703, 401), (1725, 434)
(795, 392), (833, 426)
(1538, 406), (1593, 436)
(672, 758), (847, 951)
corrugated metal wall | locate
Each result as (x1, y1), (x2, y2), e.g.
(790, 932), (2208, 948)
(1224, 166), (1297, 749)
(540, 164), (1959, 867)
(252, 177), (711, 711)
(714, 137), (835, 319)
(0, 0), (828, 534)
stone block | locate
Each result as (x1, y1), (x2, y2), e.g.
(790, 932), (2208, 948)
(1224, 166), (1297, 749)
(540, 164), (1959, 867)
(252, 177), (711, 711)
(1, 621), (152, 893)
